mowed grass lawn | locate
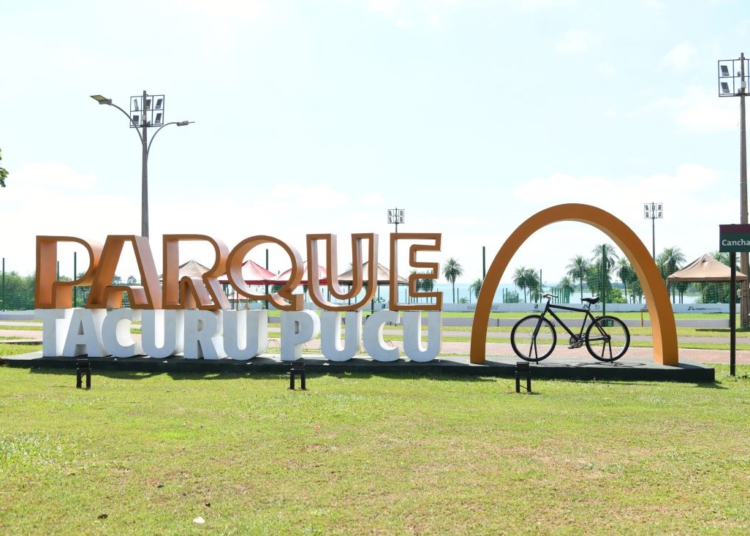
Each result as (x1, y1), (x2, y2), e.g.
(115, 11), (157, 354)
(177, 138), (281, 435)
(1, 356), (749, 534)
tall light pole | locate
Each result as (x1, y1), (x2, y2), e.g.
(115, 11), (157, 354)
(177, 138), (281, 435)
(644, 202), (663, 259)
(387, 208), (405, 234)
(91, 92), (193, 238)
(718, 54), (750, 328)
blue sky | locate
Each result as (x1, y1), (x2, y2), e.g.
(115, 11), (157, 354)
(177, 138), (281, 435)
(1, 0), (749, 289)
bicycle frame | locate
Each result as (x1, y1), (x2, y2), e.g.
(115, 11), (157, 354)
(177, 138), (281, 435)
(537, 300), (596, 343)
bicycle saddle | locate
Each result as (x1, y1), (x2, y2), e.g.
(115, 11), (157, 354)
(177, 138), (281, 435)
(582, 297), (600, 305)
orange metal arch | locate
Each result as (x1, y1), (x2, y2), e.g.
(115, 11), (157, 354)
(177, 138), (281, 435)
(470, 204), (679, 366)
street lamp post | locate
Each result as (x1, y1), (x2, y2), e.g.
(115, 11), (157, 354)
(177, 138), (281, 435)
(387, 208), (405, 234)
(718, 54), (750, 328)
(91, 91), (193, 238)
(643, 202), (663, 259)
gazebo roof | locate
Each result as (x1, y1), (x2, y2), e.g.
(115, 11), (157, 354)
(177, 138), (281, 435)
(666, 254), (747, 283)
(336, 261), (408, 285)
(159, 259), (211, 281)
(269, 261), (327, 285)
(218, 259), (275, 285)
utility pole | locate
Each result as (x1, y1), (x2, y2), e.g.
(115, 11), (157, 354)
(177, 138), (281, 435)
(718, 54), (750, 328)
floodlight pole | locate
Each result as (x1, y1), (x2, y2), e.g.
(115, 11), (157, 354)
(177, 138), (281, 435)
(141, 90), (149, 239)
(718, 53), (750, 328)
(388, 208), (405, 234)
(741, 56), (749, 329)
(91, 91), (193, 239)
(644, 202), (662, 260)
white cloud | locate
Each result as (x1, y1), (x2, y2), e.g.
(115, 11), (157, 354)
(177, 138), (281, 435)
(600, 61), (616, 77)
(12, 162), (98, 189)
(642, 0), (666, 9)
(368, 0), (399, 12)
(515, 165), (719, 207)
(174, 0), (267, 22)
(650, 86), (736, 132)
(512, 0), (579, 10)
(556, 30), (594, 54)
(661, 42), (696, 72)
(360, 191), (385, 206)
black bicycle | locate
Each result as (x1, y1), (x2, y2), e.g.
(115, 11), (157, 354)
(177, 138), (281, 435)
(510, 294), (630, 363)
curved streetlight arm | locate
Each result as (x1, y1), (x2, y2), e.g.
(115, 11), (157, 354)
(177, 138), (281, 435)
(100, 101), (144, 144)
(146, 121), (194, 160)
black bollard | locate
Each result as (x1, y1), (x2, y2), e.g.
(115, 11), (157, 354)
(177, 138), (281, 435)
(289, 362), (307, 391)
(515, 361), (531, 394)
(76, 359), (91, 390)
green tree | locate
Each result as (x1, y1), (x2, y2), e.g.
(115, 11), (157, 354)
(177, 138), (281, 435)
(657, 247), (686, 303)
(503, 289), (520, 303)
(420, 274), (435, 305)
(524, 268), (541, 302)
(585, 264), (613, 299)
(0, 148), (8, 188)
(566, 255), (589, 302)
(469, 277), (483, 301)
(629, 277), (644, 304)
(442, 258), (464, 304)
(696, 252), (740, 303)
(592, 243), (619, 272)
(513, 266), (529, 303)
(0, 272), (35, 310)
(590, 244), (619, 301)
(616, 258), (634, 303)
(556, 276), (574, 302)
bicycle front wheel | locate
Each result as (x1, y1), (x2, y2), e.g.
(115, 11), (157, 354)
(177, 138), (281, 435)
(511, 315), (557, 362)
(585, 316), (630, 362)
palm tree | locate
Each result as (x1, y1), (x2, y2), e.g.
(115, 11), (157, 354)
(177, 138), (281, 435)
(442, 258), (464, 303)
(419, 277), (435, 304)
(657, 247), (686, 277)
(524, 268), (541, 302)
(513, 266), (529, 303)
(557, 276), (574, 302)
(591, 244), (619, 301)
(657, 247), (686, 303)
(566, 255), (589, 302)
(616, 258), (634, 302)
(469, 277), (483, 301)
(592, 243), (619, 272)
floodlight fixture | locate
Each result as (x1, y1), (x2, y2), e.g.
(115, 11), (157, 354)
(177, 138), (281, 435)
(644, 202), (663, 259)
(722, 82), (731, 94)
(721, 65), (730, 77)
(387, 208), (405, 233)
(90, 90), (193, 239)
(90, 94), (112, 105)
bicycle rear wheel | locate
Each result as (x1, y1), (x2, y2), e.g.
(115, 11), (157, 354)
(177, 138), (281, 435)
(585, 316), (630, 362)
(510, 315), (557, 362)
